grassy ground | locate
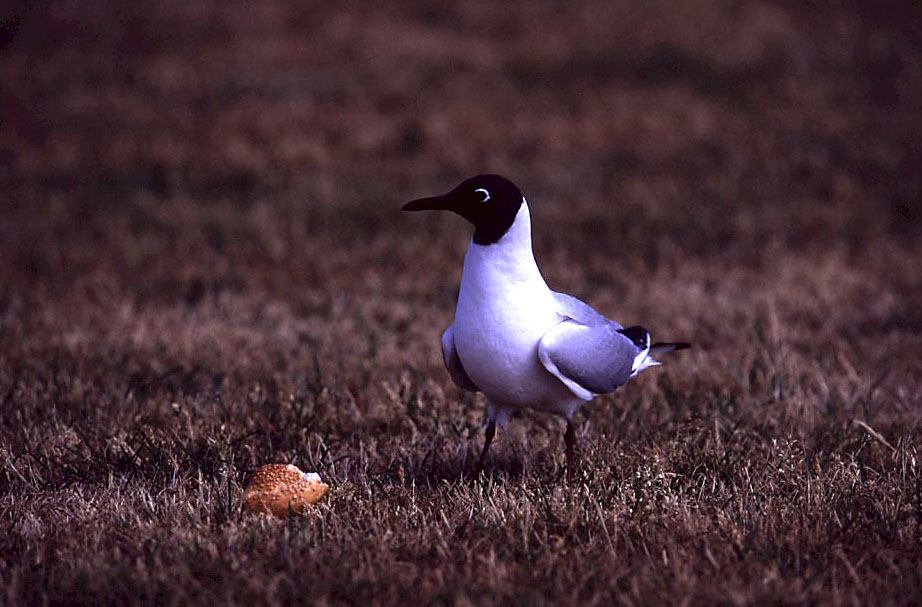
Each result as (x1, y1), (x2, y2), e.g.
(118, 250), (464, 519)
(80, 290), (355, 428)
(2, 1), (922, 605)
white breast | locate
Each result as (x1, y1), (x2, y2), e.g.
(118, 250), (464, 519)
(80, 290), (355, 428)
(452, 202), (572, 408)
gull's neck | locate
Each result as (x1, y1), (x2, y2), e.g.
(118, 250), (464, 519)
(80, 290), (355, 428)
(462, 200), (547, 285)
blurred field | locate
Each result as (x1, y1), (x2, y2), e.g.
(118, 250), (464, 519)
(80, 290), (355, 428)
(2, 1), (922, 605)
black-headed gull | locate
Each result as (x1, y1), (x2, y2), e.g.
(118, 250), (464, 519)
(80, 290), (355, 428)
(403, 174), (689, 482)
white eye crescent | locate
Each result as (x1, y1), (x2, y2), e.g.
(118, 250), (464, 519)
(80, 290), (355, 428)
(475, 188), (490, 202)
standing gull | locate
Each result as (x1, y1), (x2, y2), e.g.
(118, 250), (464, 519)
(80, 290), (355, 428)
(403, 174), (689, 482)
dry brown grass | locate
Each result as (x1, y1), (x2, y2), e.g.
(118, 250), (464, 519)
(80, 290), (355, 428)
(2, 1), (922, 605)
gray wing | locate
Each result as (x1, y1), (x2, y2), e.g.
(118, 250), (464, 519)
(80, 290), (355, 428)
(538, 318), (639, 400)
(440, 325), (479, 392)
(553, 291), (622, 329)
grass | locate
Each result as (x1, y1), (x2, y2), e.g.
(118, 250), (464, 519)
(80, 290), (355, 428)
(2, 1), (921, 605)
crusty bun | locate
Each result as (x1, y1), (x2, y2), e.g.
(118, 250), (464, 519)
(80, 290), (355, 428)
(244, 464), (328, 517)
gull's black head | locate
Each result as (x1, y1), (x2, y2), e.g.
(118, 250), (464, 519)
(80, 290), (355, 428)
(402, 174), (523, 245)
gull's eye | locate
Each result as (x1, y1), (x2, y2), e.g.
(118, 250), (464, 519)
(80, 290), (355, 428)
(474, 188), (491, 203)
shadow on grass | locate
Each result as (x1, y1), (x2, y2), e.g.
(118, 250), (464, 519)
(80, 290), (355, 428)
(391, 446), (532, 488)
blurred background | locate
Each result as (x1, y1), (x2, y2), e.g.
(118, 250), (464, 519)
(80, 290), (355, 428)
(3, 1), (920, 280)
(2, 1), (922, 603)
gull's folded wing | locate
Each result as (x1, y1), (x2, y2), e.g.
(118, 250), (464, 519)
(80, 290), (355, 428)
(538, 319), (637, 400)
(552, 291), (622, 329)
(440, 325), (479, 392)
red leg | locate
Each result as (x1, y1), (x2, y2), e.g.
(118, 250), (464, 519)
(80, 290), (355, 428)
(476, 419), (496, 476)
(565, 420), (576, 484)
